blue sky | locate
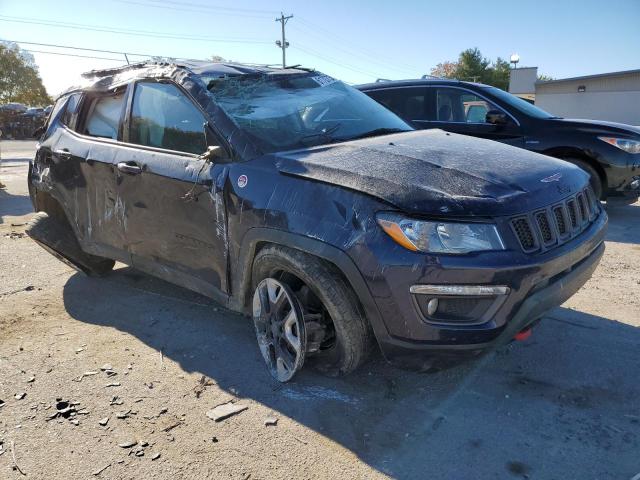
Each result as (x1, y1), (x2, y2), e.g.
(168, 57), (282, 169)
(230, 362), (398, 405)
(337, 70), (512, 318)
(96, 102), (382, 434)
(1, 0), (639, 97)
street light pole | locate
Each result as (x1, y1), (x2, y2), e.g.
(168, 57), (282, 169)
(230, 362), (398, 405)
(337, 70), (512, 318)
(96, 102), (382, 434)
(275, 13), (293, 68)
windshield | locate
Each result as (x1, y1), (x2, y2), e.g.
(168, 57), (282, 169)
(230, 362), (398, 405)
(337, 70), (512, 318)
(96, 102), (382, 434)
(200, 72), (412, 153)
(483, 86), (558, 119)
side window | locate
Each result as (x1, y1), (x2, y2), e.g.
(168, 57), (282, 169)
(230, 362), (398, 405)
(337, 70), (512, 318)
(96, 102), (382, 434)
(436, 88), (506, 124)
(42, 96), (69, 139)
(129, 82), (207, 155)
(84, 92), (125, 139)
(366, 87), (428, 121)
(61, 93), (82, 130)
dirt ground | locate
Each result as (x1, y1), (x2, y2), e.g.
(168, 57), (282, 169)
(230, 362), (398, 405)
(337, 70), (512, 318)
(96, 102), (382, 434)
(1, 140), (639, 480)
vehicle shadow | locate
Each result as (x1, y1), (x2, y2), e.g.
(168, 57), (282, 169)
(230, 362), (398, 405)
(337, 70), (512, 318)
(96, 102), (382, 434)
(605, 201), (640, 244)
(0, 188), (33, 223)
(61, 268), (640, 479)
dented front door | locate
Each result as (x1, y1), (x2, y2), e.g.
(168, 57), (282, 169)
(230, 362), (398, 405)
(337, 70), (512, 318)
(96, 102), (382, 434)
(116, 150), (230, 299)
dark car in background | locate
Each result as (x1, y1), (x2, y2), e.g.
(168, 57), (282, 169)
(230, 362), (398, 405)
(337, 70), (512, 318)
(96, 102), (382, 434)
(358, 79), (640, 203)
(27, 62), (606, 382)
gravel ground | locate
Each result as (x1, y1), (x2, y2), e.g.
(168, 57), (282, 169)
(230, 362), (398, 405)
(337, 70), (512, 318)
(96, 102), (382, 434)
(1, 140), (639, 479)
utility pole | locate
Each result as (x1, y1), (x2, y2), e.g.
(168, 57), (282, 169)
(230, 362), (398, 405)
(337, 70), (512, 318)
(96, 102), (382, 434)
(275, 12), (293, 68)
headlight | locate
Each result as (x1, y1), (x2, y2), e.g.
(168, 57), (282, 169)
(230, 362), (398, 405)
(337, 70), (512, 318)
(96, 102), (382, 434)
(598, 137), (640, 154)
(376, 213), (505, 254)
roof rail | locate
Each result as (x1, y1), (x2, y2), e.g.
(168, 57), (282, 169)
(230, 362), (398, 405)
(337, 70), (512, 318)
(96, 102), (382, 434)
(81, 61), (159, 78)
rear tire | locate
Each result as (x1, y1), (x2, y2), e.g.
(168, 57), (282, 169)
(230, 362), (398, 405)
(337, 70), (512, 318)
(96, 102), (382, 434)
(252, 245), (374, 377)
(26, 212), (114, 277)
(563, 157), (604, 200)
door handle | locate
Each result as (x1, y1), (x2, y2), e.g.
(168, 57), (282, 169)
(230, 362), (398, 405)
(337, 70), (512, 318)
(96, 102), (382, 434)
(54, 148), (72, 159)
(117, 162), (142, 174)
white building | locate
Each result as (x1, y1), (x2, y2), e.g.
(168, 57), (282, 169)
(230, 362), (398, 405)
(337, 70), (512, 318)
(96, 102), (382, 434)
(509, 67), (640, 125)
(535, 70), (640, 125)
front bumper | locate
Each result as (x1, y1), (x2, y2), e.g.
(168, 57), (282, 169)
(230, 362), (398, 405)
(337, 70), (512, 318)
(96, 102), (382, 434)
(356, 208), (607, 364)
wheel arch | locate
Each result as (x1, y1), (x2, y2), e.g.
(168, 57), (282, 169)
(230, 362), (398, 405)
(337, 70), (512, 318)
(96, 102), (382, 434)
(231, 228), (390, 344)
(543, 147), (607, 189)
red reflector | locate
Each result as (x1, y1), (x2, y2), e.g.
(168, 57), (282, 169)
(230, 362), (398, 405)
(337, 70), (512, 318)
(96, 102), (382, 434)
(514, 328), (532, 341)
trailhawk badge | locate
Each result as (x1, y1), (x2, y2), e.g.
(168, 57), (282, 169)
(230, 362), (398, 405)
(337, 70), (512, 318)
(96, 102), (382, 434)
(541, 173), (562, 183)
(237, 175), (248, 188)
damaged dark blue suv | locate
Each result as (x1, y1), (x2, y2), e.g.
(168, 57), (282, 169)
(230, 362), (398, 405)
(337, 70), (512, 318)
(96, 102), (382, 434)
(28, 62), (607, 381)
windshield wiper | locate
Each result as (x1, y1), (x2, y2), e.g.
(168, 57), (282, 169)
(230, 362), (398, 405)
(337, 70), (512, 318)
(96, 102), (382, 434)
(342, 127), (409, 141)
(299, 123), (342, 143)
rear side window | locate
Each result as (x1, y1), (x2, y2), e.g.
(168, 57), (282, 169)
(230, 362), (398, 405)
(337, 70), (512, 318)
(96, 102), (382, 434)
(129, 82), (207, 155)
(366, 87), (428, 122)
(61, 93), (82, 130)
(84, 92), (125, 139)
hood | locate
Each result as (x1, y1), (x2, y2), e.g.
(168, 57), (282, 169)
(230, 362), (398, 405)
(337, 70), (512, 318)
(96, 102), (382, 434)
(549, 118), (640, 136)
(275, 129), (589, 217)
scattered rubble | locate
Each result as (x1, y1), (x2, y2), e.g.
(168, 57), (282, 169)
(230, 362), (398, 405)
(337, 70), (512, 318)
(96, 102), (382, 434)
(118, 439), (138, 448)
(14, 392), (26, 400)
(194, 375), (215, 398)
(92, 463), (111, 476)
(98, 417), (109, 426)
(151, 452), (161, 460)
(264, 416), (278, 427)
(105, 382), (121, 387)
(206, 402), (248, 422)
(110, 396), (124, 406)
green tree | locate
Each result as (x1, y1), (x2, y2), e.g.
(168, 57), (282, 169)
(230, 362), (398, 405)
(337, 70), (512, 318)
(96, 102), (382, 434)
(430, 48), (512, 90)
(537, 74), (554, 82)
(0, 41), (51, 106)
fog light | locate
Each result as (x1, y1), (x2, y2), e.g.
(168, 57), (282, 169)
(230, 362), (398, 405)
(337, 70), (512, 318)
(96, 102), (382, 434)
(427, 298), (439, 316)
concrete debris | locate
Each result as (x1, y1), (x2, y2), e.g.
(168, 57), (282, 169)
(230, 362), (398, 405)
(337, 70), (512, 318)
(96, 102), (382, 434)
(14, 392), (26, 400)
(74, 371), (99, 382)
(75, 347), (84, 353)
(92, 464), (111, 476)
(100, 364), (113, 371)
(206, 402), (248, 422)
(105, 382), (121, 387)
(116, 410), (131, 419)
(110, 396), (124, 406)
(264, 416), (278, 427)
(98, 417), (109, 426)
(47, 399), (79, 421)
(152, 452), (161, 460)
(26, 376), (35, 383)
(0, 399), (4, 408)
(70, 419), (79, 426)
(118, 439), (138, 448)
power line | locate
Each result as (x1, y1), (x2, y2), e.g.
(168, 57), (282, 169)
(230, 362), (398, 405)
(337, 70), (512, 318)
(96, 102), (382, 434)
(113, 0), (275, 19)
(296, 16), (422, 73)
(138, 0), (277, 15)
(0, 15), (272, 44)
(290, 24), (416, 76)
(23, 49), (124, 62)
(5, 40), (156, 58)
(291, 44), (382, 79)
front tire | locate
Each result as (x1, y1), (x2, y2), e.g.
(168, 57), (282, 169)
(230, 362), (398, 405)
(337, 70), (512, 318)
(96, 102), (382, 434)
(251, 245), (374, 378)
(563, 157), (604, 200)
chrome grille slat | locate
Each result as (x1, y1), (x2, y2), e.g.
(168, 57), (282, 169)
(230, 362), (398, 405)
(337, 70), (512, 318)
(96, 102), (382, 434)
(510, 187), (600, 254)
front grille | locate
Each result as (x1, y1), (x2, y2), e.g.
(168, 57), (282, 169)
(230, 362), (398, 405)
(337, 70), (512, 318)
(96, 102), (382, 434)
(553, 207), (567, 236)
(535, 211), (554, 244)
(510, 186), (600, 253)
(511, 217), (536, 251)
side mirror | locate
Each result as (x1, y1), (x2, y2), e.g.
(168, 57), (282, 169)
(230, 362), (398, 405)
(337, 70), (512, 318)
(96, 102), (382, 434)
(486, 110), (508, 125)
(199, 145), (225, 162)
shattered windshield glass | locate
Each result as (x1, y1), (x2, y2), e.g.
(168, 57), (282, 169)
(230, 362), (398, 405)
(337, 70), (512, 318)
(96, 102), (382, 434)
(200, 72), (412, 153)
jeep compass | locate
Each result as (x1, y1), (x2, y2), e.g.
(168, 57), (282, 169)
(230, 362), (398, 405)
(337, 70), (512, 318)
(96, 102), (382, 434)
(27, 62), (607, 381)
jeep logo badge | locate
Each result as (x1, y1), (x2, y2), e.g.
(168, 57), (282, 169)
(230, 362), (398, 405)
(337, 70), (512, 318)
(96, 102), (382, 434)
(541, 173), (562, 183)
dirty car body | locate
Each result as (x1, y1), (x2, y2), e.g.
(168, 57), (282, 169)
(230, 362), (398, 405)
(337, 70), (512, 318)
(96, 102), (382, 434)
(28, 61), (607, 379)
